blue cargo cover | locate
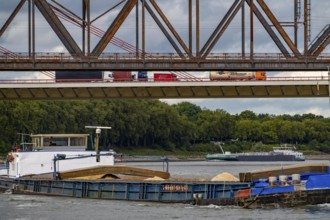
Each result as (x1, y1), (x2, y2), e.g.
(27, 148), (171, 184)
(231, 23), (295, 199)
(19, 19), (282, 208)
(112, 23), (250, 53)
(252, 185), (294, 196)
(306, 174), (330, 189)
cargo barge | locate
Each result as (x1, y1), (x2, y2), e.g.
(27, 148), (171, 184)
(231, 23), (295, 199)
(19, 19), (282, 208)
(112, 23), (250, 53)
(1, 132), (330, 208)
(2, 162), (330, 208)
(2, 177), (249, 205)
(0, 131), (250, 205)
(206, 146), (305, 161)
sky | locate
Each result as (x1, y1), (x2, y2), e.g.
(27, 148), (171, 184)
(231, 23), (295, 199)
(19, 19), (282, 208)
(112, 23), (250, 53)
(0, 0), (329, 117)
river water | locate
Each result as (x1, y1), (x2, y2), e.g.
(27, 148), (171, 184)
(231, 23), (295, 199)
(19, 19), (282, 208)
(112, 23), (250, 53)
(1, 160), (330, 220)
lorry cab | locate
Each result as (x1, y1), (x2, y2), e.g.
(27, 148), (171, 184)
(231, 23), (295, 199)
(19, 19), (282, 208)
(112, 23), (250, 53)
(103, 72), (114, 82)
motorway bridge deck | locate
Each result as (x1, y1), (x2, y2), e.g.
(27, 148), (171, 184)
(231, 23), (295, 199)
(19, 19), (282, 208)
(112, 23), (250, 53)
(0, 80), (328, 100)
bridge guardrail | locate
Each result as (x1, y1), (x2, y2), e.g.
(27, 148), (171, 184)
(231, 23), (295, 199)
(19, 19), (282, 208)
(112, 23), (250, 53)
(0, 52), (330, 62)
(0, 76), (328, 84)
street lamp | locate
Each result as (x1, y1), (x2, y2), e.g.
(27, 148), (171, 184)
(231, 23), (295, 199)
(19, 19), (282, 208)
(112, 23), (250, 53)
(85, 126), (112, 162)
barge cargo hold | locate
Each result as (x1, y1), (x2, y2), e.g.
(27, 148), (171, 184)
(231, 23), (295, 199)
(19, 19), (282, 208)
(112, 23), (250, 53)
(1, 177), (250, 205)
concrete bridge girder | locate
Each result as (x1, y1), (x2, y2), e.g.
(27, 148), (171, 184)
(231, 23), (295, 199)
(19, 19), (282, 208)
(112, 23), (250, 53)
(0, 81), (328, 100)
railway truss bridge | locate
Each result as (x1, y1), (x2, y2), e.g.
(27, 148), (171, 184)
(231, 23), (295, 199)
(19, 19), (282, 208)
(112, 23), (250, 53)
(0, 0), (329, 72)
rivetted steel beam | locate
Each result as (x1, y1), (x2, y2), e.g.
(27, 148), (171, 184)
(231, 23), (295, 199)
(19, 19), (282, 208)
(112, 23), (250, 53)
(245, 0), (291, 58)
(201, 0), (243, 57)
(91, 0), (138, 57)
(0, 0), (26, 37)
(189, 0), (192, 54)
(308, 25), (330, 55)
(144, 1), (185, 58)
(200, 0), (241, 56)
(257, 0), (301, 57)
(82, 0), (87, 54)
(313, 38), (330, 57)
(34, 0), (83, 58)
(196, 0), (200, 57)
(149, 0), (191, 57)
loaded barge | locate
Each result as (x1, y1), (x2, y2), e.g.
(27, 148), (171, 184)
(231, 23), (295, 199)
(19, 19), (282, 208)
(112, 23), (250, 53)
(1, 132), (330, 208)
(0, 131), (250, 205)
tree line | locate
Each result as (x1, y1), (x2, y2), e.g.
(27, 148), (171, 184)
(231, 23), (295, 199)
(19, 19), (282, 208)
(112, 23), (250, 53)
(0, 100), (329, 154)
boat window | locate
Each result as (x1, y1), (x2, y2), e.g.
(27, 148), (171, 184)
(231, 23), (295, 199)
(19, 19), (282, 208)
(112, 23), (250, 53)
(70, 137), (86, 146)
(44, 137), (68, 147)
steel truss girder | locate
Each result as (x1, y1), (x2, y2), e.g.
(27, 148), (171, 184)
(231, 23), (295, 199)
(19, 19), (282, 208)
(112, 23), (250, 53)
(256, 0), (301, 57)
(313, 38), (330, 57)
(144, 1), (185, 58)
(245, 0), (291, 58)
(91, 0), (138, 56)
(0, 0), (26, 37)
(149, 0), (191, 57)
(34, 0), (83, 57)
(0, 57), (329, 71)
(200, 0), (242, 57)
(308, 25), (330, 56)
(0, 0), (329, 65)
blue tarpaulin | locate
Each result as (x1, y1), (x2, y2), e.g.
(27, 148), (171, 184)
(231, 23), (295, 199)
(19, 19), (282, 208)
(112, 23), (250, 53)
(306, 174), (330, 189)
(251, 185), (294, 196)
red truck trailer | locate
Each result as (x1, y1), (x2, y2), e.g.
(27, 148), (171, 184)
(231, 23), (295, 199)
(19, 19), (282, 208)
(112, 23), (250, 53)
(112, 71), (133, 81)
(154, 73), (177, 81)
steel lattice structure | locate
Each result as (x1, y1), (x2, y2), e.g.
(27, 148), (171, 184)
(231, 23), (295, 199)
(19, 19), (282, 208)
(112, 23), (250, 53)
(0, 0), (329, 71)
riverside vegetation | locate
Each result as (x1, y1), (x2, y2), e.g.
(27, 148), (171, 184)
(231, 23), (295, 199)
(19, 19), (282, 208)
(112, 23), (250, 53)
(0, 100), (329, 157)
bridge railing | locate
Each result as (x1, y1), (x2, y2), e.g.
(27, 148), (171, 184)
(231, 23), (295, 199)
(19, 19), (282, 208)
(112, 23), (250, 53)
(1, 52), (330, 62)
(0, 76), (328, 84)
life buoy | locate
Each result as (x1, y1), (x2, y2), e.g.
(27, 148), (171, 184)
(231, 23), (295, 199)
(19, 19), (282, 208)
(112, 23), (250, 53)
(8, 153), (14, 162)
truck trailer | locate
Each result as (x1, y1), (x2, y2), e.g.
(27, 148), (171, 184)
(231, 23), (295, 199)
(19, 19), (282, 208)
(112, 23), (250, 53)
(209, 71), (266, 81)
(154, 73), (178, 81)
(55, 71), (113, 82)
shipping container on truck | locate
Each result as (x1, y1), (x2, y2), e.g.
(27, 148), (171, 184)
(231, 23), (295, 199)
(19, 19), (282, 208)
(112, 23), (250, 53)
(154, 73), (177, 81)
(112, 71), (133, 81)
(112, 71), (148, 81)
(55, 71), (113, 82)
(209, 71), (266, 81)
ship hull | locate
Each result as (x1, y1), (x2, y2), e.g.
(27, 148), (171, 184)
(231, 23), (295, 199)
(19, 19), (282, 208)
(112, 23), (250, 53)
(237, 154), (296, 161)
(0, 176), (249, 205)
(206, 154), (298, 161)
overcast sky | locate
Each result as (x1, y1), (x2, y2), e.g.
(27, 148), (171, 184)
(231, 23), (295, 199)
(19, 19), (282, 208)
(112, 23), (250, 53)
(0, 0), (329, 117)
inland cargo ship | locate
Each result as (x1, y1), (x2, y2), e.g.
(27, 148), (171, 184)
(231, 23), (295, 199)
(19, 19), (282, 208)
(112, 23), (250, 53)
(206, 146), (305, 162)
(3, 131), (330, 208)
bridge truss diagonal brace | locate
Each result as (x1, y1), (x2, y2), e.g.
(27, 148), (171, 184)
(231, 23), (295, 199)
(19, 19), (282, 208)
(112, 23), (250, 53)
(308, 25), (330, 55)
(245, 0), (291, 58)
(0, 0), (26, 37)
(256, 0), (301, 57)
(200, 0), (242, 57)
(91, 0), (138, 57)
(149, 0), (191, 57)
(144, 1), (185, 58)
(34, 0), (83, 57)
(313, 38), (330, 57)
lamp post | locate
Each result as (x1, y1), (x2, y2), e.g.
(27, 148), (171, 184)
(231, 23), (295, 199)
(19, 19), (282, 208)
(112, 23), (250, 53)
(85, 126), (112, 162)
